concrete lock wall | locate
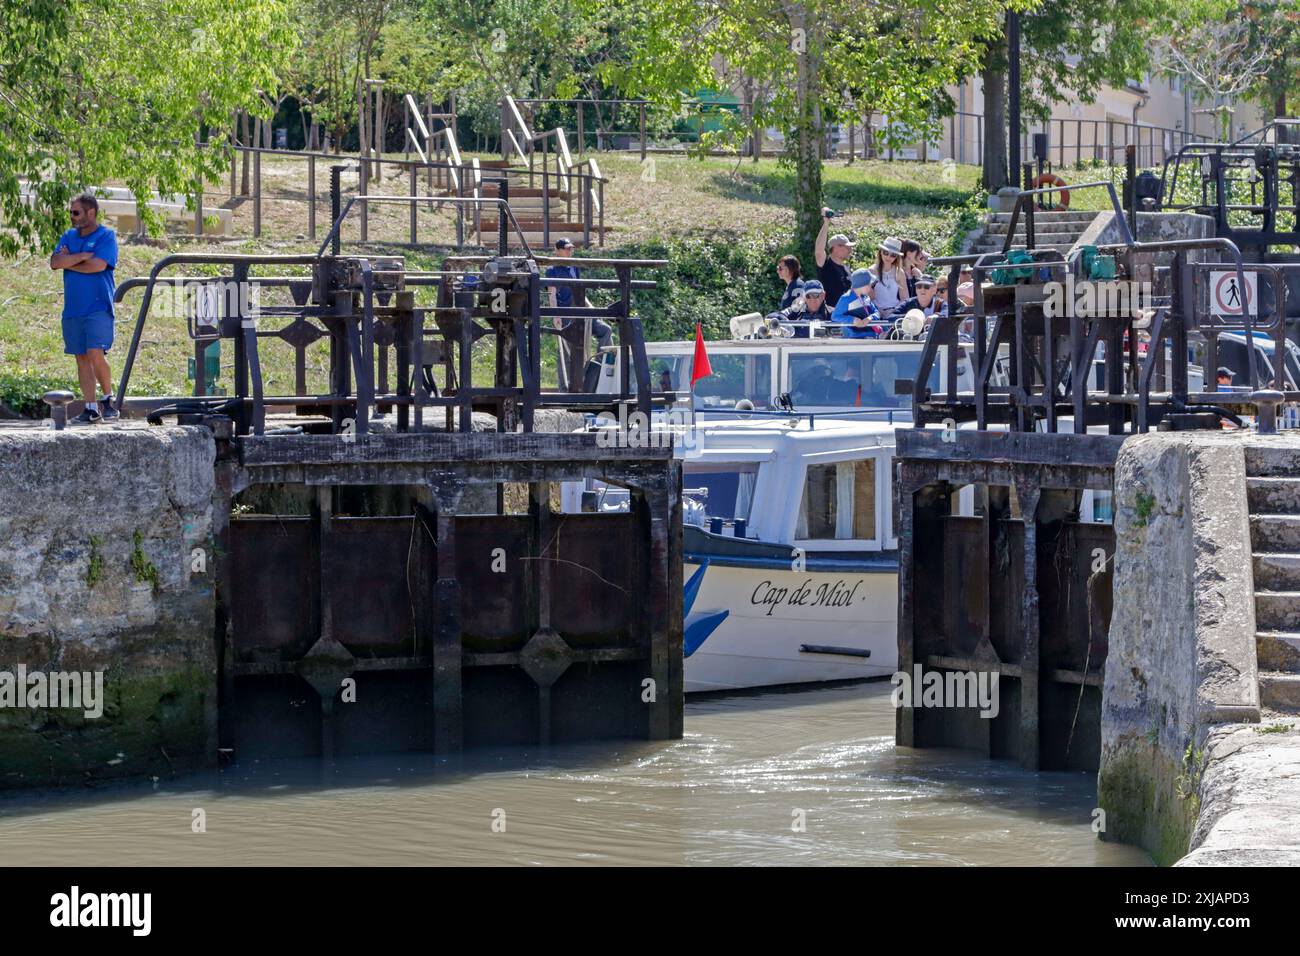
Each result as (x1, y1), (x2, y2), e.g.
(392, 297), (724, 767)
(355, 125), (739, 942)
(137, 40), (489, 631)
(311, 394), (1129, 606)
(0, 427), (218, 788)
(1099, 431), (1300, 866)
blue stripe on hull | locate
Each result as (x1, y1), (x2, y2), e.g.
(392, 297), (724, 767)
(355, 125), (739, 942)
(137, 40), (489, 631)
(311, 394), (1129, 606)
(684, 551), (899, 573)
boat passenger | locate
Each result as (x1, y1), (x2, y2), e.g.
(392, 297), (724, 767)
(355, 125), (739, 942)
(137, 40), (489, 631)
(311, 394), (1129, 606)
(867, 236), (908, 318)
(768, 280), (831, 338)
(901, 239), (929, 297)
(894, 274), (947, 320)
(814, 210), (856, 306)
(831, 269), (884, 339)
(776, 255), (805, 310)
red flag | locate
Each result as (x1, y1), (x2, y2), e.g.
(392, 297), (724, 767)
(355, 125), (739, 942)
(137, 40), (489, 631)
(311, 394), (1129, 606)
(691, 322), (713, 387)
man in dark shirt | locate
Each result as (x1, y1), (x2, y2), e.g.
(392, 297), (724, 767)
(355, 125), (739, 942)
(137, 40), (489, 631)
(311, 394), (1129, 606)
(768, 279), (831, 338)
(547, 238), (613, 390)
(893, 274), (947, 319)
(813, 209), (855, 306)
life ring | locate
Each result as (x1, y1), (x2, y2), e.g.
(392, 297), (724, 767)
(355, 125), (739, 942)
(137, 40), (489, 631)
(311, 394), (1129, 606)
(1033, 173), (1070, 209)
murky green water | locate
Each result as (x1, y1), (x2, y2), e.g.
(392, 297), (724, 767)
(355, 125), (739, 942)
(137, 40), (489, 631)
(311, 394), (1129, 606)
(0, 681), (1149, 865)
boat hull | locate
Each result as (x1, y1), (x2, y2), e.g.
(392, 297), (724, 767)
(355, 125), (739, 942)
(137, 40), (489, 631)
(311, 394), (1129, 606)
(683, 560), (898, 693)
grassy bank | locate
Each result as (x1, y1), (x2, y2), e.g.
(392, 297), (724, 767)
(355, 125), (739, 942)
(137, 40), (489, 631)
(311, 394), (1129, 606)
(0, 153), (983, 413)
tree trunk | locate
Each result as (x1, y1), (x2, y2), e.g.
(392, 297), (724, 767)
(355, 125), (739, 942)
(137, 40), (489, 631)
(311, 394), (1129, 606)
(792, 6), (824, 260)
(980, 42), (1008, 191)
(1275, 88), (1289, 143)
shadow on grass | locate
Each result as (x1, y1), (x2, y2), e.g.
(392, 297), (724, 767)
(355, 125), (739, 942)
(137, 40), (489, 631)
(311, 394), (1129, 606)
(704, 166), (972, 211)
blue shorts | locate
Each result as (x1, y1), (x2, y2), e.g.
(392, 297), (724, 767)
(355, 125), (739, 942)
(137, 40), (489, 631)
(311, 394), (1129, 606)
(63, 310), (114, 355)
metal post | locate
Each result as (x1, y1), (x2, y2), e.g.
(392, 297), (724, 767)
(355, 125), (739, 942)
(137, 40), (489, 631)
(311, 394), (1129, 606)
(1125, 144), (1137, 239)
(543, 164), (551, 250)
(497, 176), (508, 255)
(308, 153), (316, 240)
(639, 103), (647, 161)
(253, 148), (262, 238)
(577, 101), (585, 158)
(330, 164), (343, 256)
(1008, 11), (1021, 183)
(195, 182), (204, 237)
(409, 165), (418, 244)
(359, 159), (368, 242)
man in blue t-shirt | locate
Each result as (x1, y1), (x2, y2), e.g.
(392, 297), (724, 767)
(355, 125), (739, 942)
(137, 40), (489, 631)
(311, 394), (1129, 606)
(49, 192), (119, 424)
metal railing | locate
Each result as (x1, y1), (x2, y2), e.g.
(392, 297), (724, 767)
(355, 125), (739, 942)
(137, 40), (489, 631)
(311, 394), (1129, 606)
(875, 111), (1212, 168)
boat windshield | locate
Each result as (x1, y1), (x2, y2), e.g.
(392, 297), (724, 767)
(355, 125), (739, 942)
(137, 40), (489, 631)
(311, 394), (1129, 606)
(787, 349), (939, 409)
(651, 353), (773, 408)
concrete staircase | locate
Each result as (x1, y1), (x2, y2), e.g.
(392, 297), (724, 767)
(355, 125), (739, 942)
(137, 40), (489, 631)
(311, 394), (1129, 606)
(971, 209), (1100, 257)
(1246, 445), (1300, 713)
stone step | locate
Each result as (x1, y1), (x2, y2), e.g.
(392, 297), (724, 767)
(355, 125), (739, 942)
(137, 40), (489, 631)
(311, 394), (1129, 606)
(1258, 632), (1300, 672)
(1260, 672), (1300, 711)
(974, 242), (1077, 255)
(987, 211), (1097, 223)
(1246, 445), (1300, 477)
(1248, 477), (1300, 513)
(1255, 591), (1300, 631)
(981, 231), (1084, 245)
(984, 224), (1089, 237)
(1254, 553), (1300, 591)
(1251, 514), (1300, 552)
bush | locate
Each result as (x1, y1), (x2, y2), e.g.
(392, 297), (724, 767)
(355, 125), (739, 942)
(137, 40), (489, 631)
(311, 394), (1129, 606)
(0, 369), (79, 418)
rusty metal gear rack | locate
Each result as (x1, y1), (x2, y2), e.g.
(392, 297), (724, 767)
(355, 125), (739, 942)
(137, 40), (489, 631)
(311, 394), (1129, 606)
(112, 195), (667, 437)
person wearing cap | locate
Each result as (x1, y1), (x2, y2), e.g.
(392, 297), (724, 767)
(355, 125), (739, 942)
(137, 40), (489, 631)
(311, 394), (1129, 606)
(894, 274), (947, 321)
(867, 236), (908, 318)
(547, 238), (612, 390)
(1217, 366), (1235, 387)
(831, 268), (883, 339)
(814, 209), (855, 307)
(768, 279), (831, 339)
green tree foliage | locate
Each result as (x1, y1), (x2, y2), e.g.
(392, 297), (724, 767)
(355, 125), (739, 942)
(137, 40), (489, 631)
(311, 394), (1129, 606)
(606, 0), (1015, 261)
(978, 0), (1177, 188)
(0, 0), (293, 255)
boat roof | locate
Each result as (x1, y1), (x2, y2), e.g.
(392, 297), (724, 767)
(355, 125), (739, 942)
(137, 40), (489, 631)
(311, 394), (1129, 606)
(589, 411), (899, 463)
(637, 337), (933, 353)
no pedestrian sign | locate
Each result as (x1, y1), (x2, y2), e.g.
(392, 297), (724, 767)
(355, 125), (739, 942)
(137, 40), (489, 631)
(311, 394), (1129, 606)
(1210, 270), (1257, 318)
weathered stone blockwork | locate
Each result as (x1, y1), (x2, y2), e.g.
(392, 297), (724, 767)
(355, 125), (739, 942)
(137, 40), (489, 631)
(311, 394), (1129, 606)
(1100, 431), (1300, 866)
(0, 426), (217, 788)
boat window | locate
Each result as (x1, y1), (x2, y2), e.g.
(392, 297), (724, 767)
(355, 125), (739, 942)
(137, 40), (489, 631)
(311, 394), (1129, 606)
(683, 463), (759, 526)
(787, 350), (938, 408)
(658, 353), (772, 407)
(796, 459), (877, 540)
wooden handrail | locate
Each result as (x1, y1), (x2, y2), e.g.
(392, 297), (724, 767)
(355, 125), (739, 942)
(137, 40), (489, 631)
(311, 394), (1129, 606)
(404, 93), (430, 141)
(504, 94), (533, 143)
(555, 127), (574, 169)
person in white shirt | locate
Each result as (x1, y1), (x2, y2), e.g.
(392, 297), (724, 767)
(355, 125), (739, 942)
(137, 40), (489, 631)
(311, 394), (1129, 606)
(867, 235), (908, 318)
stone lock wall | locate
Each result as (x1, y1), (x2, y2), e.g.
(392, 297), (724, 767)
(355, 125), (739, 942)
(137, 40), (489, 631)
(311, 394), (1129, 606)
(1098, 432), (1273, 865)
(0, 426), (218, 788)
